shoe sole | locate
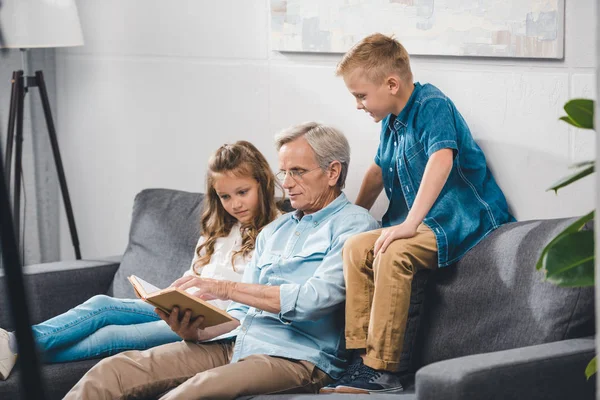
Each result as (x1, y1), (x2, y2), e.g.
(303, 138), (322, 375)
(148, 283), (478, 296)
(318, 387), (337, 394)
(334, 385), (404, 394)
(333, 386), (370, 394)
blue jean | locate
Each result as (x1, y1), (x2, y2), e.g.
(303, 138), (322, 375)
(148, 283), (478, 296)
(32, 295), (181, 363)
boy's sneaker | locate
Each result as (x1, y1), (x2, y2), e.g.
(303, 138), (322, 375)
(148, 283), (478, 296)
(319, 354), (364, 394)
(0, 328), (17, 380)
(334, 363), (407, 394)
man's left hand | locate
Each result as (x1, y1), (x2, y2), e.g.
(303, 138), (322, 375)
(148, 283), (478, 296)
(170, 275), (231, 301)
(374, 222), (419, 256)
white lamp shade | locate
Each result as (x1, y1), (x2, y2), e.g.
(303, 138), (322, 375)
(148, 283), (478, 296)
(0, 0), (84, 48)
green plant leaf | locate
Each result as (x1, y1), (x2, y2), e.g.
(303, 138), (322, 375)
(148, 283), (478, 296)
(560, 115), (583, 128)
(570, 161), (595, 169)
(547, 165), (594, 193)
(586, 357), (597, 380)
(563, 99), (595, 129)
(536, 210), (594, 271)
(546, 258), (595, 287)
(543, 230), (594, 287)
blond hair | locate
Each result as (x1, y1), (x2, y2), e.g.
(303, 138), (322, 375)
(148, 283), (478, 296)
(336, 33), (413, 84)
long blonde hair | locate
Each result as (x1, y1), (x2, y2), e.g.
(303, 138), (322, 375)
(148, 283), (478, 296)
(194, 141), (280, 270)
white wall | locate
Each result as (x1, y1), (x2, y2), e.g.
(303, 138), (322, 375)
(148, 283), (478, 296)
(56, 0), (596, 259)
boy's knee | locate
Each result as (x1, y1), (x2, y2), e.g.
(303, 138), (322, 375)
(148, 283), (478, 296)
(375, 243), (414, 270)
(343, 232), (374, 257)
(381, 235), (430, 258)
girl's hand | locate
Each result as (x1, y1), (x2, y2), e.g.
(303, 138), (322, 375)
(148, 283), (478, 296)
(155, 307), (205, 341)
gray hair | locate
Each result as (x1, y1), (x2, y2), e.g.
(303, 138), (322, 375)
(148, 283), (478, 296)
(275, 122), (350, 189)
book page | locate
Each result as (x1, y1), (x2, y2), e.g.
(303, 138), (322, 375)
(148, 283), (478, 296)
(134, 276), (162, 294)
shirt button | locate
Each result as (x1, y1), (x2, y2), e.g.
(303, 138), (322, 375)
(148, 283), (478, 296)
(313, 222), (318, 226)
(295, 231), (300, 236)
(389, 167), (393, 172)
(394, 142), (397, 146)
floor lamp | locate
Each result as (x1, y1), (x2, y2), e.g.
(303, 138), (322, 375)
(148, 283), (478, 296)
(0, 1), (83, 398)
(0, 0), (84, 259)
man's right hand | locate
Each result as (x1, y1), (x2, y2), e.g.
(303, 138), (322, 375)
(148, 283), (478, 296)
(155, 307), (205, 341)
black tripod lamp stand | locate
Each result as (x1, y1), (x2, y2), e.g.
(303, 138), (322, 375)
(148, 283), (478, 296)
(1, 0), (85, 259)
(6, 63), (82, 259)
(0, 1), (85, 398)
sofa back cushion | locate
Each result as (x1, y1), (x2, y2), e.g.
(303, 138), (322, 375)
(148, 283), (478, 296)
(413, 218), (595, 368)
(111, 189), (203, 298)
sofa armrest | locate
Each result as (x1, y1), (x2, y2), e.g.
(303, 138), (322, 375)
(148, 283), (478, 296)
(416, 338), (596, 400)
(0, 257), (121, 330)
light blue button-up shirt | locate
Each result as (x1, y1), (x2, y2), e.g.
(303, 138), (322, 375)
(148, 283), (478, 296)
(226, 192), (378, 378)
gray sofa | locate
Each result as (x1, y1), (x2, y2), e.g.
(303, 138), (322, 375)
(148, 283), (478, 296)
(0, 188), (595, 399)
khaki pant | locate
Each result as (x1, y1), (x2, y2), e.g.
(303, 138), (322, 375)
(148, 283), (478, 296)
(64, 339), (332, 399)
(343, 223), (437, 372)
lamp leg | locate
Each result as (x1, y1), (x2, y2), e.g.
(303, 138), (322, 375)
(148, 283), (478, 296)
(0, 130), (48, 400)
(12, 71), (25, 248)
(35, 70), (81, 259)
(4, 70), (20, 190)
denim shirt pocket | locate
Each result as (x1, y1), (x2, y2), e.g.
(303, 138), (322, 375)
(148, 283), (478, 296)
(280, 245), (329, 280)
(405, 140), (425, 161)
(403, 137), (428, 185)
(292, 246), (329, 261)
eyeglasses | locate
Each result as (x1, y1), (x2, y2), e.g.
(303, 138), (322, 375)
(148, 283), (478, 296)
(276, 167), (321, 182)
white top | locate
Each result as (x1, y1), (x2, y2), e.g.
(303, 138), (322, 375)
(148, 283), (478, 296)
(182, 222), (249, 311)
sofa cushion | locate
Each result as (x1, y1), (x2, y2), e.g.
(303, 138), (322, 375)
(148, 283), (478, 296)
(0, 359), (100, 400)
(111, 189), (203, 298)
(413, 218), (595, 368)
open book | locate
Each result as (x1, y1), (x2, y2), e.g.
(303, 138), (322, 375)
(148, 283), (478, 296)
(128, 275), (235, 328)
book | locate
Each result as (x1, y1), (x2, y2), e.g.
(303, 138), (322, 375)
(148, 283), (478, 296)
(128, 275), (235, 328)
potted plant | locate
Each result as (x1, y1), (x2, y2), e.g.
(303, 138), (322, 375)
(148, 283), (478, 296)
(536, 98), (596, 378)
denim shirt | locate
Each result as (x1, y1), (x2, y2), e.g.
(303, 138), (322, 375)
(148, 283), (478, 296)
(375, 82), (515, 267)
(227, 193), (379, 378)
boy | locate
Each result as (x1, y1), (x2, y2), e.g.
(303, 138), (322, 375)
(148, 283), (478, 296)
(325, 33), (514, 394)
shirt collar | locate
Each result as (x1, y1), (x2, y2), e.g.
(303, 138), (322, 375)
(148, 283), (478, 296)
(290, 192), (349, 225)
(393, 82), (421, 130)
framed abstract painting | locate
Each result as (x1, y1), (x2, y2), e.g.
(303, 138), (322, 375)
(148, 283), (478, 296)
(270, 0), (565, 59)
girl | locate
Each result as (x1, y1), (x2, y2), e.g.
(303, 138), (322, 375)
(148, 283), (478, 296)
(0, 141), (281, 380)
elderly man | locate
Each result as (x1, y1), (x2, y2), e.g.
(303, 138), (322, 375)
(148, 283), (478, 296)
(64, 122), (378, 399)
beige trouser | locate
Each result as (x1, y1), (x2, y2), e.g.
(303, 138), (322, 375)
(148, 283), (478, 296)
(64, 339), (332, 399)
(343, 223), (438, 372)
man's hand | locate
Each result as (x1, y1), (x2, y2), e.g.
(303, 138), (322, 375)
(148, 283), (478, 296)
(170, 275), (232, 301)
(155, 307), (205, 341)
(172, 275), (281, 315)
(374, 221), (419, 256)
